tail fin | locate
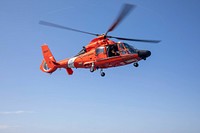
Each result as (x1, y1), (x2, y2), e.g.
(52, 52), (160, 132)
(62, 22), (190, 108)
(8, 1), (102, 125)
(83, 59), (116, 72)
(40, 44), (58, 73)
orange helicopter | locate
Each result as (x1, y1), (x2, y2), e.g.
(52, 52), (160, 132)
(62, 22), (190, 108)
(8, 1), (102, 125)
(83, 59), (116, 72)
(39, 4), (160, 77)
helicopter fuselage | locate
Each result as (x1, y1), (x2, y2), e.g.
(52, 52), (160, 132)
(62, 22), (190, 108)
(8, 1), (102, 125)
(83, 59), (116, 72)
(39, 3), (159, 77)
(40, 36), (151, 76)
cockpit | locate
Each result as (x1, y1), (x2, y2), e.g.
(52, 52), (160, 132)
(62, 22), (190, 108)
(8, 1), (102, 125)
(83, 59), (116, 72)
(106, 43), (137, 57)
(123, 43), (137, 54)
(75, 43), (137, 57)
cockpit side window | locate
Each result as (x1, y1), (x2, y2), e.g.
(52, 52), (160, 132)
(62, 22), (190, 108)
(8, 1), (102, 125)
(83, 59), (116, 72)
(124, 43), (136, 54)
(119, 43), (125, 50)
(118, 43), (126, 55)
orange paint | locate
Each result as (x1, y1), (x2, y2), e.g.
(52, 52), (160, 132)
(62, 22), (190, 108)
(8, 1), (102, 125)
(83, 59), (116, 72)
(40, 37), (145, 76)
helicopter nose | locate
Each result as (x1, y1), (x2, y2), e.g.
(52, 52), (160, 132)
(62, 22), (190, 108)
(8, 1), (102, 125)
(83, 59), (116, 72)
(137, 50), (151, 60)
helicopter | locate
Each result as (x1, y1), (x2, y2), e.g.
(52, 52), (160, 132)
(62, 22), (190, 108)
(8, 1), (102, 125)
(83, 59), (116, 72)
(39, 4), (160, 77)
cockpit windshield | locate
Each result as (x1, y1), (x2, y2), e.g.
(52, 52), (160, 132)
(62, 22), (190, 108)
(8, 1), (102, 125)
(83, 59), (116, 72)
(123, 43), (136, 54)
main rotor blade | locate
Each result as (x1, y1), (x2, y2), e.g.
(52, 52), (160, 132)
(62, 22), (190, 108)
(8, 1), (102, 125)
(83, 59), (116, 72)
(39, 20), (99, 36)
(107, 36), (161, 43)
(105, 3), (136, 35)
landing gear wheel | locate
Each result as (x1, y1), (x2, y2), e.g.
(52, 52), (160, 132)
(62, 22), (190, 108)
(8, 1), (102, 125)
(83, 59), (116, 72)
(90, 62), (95, 72)
(101, 72), (105, 77)
(133, 63), (139, 67)
(100, 69), (105, 77)
(90, 67), (95, 72)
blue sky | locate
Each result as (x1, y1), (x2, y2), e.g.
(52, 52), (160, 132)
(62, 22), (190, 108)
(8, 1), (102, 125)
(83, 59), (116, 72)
(0, 0), (200, 133)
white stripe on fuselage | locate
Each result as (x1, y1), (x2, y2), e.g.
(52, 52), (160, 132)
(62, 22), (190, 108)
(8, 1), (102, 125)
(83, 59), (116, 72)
(68, 57), (77, 68)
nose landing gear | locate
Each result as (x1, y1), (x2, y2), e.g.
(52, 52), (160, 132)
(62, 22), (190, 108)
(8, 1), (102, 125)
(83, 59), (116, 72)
(133, 62), (139, 67)
(100, 69), (105, 77)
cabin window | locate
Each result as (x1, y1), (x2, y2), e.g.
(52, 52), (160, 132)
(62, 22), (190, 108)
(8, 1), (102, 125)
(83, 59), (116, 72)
(96, 47), (104, 55)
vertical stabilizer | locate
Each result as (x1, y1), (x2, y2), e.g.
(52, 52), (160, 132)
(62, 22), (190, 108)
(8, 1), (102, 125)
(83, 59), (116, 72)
(40, 44), (58, 73)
